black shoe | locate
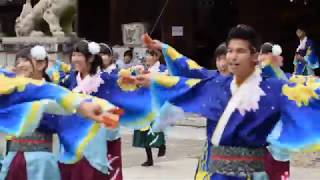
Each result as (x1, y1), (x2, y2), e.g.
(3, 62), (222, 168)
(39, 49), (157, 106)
(141, 161), (153, 167)
(158, 145), (166, 157)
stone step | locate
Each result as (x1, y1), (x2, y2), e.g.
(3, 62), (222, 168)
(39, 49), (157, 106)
(174, 113), (206, 128)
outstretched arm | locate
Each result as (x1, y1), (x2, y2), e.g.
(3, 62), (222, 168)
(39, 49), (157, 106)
(142, 34), (217, 79)
(133, 73), (221, 117)
(0, 71), (120, 126)
(269, 76), (320, 153)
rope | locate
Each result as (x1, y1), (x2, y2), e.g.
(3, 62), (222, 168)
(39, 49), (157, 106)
(149, 0), (170, 35)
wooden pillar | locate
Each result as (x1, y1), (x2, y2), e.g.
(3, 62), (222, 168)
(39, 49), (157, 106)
(108, 0), (128, 45)
(77, 0), (109, 42)
(0, 5), (23, 36)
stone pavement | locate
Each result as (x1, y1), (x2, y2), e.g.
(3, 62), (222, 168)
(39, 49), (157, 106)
(123, 158), (198, 180)
(121, 125), (320, 180)
(290, 152), (320, 180)
(121, 126), (205, 180)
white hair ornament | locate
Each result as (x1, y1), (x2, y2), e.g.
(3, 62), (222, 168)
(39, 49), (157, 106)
(272, 44), (282, 56)
(88, 42), (100, 55)
(31, 45), (47, 60)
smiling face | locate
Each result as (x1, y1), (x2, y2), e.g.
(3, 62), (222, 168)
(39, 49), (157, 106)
(71, 52), (90, 74)
(15, 57), (34, 77)
(227, 39), (257, 79)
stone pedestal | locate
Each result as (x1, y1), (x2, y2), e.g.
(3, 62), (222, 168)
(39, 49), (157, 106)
(0, 36), (77, 67)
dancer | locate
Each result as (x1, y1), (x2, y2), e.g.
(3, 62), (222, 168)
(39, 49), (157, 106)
(129, 25), (320, 179)
(132, 49), (167, 167)
(0, 48), (120, 179)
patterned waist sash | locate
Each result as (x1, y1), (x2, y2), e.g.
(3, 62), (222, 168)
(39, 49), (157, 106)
(208, 145), (265, 177)
(7, 132), (53, 152)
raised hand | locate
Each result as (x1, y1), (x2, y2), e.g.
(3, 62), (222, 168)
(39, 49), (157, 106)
(142, 34), (162, 50)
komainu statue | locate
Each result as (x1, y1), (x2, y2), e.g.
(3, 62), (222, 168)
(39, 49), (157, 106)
(15, 0), (76, 37)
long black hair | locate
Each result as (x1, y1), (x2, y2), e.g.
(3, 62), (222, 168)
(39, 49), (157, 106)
(73, 40), (103, 75)
(43, 66), (52, 82)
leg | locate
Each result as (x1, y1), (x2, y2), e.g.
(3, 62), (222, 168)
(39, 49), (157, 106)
(6, 152), (28, 180)
(158, 144), (166, 157)
(141, 147), (153, 166)
(264, 151), (290, 180)
(58, 162), (73, 180)
(107, 138), (123, 180)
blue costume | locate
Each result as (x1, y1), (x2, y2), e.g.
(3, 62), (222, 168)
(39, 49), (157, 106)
(147, 45), (320, 179)
(294, 37), (319, 75)
(59, 68), (155, 178)
(0, 68), (123, 179)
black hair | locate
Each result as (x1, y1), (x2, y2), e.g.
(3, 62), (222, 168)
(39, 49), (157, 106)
(43, 72), (52, 82)
(100, 43), (113, 56)
(146, 49), (164, 64)
(146, 49), (161, 57)
(260, 42), (273, 54)
(226, 24), (261, 53)
(124, 49), (133, 58)
(16, 47), (32, 60)
(296, 24), (308, 34)
(42, 57), (50, 82)
(15, 47), (33, 68)
(73, 40), (103, 75)
(214, 43), (227, 60)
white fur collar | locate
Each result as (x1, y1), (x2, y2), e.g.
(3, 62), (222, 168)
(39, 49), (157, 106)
(73, 72), (104, 95)
(230, 69), (266, 115)
(104, 63), (117, 74)
(297, 36), (307, 51)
